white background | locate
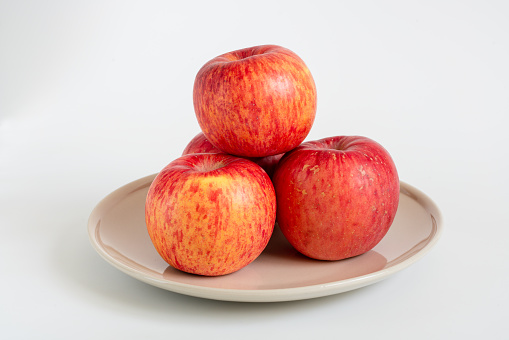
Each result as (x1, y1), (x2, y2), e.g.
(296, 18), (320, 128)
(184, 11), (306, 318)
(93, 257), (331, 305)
(1, 1), (508, 339)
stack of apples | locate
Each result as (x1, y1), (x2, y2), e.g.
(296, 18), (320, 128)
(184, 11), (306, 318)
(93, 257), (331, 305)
(145, 45), (400, 276)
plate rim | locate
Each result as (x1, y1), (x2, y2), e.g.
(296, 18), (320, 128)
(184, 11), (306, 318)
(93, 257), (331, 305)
(88, 174), (443, 303)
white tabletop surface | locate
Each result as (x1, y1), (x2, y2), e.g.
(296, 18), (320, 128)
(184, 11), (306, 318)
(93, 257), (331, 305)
(1, 1), (508, 339)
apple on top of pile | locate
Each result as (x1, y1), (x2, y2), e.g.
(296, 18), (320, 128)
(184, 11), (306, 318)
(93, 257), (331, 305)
(145, 45), (400, 277)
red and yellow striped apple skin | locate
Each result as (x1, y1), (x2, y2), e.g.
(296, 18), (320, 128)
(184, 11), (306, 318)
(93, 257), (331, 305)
(273, 136), (400, 261)
(182, 132), (284, 178)
(145, 153), (276, 276)
(193, 45), (316, 158)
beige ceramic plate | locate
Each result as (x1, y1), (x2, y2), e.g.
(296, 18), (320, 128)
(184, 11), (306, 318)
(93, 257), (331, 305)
(88, 174), (442, 302)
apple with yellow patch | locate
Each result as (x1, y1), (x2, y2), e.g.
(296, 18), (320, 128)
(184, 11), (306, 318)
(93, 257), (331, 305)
(272, 136), (400, 261)
(145, 153), (276, 276)
(193, 44), (317, 157)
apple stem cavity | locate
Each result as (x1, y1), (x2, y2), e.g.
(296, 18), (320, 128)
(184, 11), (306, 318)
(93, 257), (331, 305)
(193, 159), (227, 173)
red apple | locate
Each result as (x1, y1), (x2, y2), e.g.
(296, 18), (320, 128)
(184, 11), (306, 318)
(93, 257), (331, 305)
(145, 153), (276, 276)
(272, 136), (400, 261)
(193, 44), (317, 158)
(182, 132), (221, 155)
(252, 153), (284, 180)
(182, 132), (284, 178)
